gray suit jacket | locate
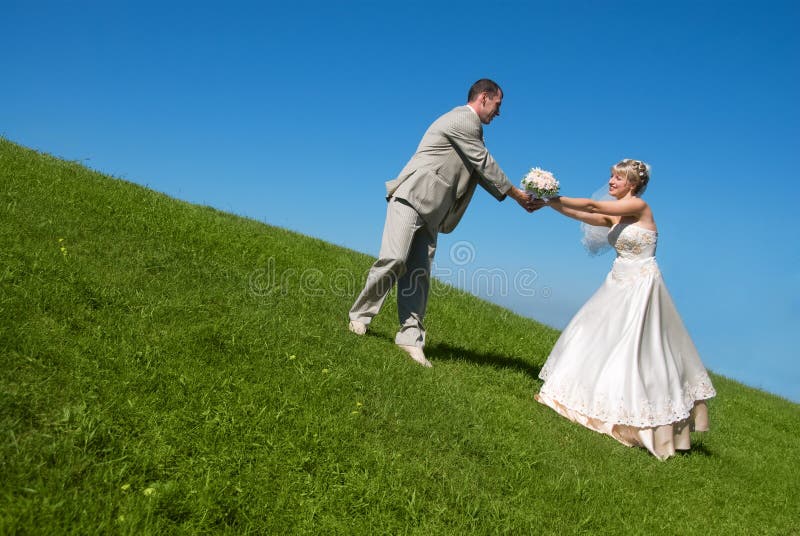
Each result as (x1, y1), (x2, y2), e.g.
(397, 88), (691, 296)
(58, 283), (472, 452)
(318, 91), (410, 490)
(385, 105), (513, 234)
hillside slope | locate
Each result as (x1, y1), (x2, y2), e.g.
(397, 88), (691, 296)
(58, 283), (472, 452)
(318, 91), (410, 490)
(1, 138), (798, 534)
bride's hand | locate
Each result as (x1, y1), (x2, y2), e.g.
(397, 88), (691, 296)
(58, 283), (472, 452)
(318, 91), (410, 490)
(508, 187), (536, 212)
(529, 198), (548, 212)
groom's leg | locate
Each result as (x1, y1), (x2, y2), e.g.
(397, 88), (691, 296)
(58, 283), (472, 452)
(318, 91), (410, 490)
(395, 226), (437, 348)
(349, 198), (424, 325)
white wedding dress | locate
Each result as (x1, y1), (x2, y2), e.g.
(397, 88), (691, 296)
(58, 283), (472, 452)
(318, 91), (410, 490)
(536, 222), (716, 460)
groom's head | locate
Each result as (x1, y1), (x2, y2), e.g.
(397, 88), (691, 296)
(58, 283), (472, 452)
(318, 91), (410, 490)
(468, 79), (503, 125)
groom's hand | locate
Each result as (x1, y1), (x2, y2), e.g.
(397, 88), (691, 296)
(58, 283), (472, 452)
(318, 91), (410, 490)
(529, 198), (548, 212)
(508, 186), (535, 212)
(508, 187), (546, 212)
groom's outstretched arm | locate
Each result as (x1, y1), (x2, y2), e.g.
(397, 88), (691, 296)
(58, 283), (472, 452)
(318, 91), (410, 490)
(444, 114), (512, 198)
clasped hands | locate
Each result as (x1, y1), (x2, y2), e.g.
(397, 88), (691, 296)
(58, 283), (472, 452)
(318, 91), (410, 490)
(509, 186), (551, 213)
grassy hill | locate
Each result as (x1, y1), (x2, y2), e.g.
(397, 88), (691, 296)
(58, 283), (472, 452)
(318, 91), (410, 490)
(1, 137), (798, 534)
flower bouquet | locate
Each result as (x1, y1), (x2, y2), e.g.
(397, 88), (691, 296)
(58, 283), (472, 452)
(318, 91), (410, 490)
(521, 167), (559, 200)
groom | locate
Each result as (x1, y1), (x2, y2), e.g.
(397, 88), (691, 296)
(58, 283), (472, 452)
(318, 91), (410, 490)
(348, 79), (540, 367)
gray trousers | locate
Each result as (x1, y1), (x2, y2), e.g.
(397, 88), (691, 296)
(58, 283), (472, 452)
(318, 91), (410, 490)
(349, 197), (437, 348)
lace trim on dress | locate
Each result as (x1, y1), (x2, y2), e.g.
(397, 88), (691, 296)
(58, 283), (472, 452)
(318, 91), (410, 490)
(537, 369), (717, 428)
(613, 225), (657, 258)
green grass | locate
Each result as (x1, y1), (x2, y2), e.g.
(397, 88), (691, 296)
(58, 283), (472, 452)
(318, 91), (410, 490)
(1, 137), (798, 534)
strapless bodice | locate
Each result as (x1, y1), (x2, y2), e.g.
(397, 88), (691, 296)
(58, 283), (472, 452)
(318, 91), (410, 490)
(609, 223), (658, 260)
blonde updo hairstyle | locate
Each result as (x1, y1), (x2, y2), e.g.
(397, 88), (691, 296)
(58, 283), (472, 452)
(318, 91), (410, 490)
(611, 159), (651, 195)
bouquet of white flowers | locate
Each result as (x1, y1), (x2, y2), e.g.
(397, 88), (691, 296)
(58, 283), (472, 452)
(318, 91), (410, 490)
(521, 167), (559, 200)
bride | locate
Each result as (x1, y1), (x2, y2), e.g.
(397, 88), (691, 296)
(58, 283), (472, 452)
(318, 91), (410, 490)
(535, 159), (716, 460)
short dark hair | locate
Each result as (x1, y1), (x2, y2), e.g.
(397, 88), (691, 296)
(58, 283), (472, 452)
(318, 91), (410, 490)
(467, 79), (502, 102)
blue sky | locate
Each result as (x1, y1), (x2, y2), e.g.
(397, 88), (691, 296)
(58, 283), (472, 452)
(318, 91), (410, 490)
(3, 0), (798, 402)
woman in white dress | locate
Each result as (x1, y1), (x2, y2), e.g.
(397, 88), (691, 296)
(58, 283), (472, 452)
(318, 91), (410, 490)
(535, 159), (716, 460)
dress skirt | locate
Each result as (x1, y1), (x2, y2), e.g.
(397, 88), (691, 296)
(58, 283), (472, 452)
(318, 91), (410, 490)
(536, 256), (716, 460)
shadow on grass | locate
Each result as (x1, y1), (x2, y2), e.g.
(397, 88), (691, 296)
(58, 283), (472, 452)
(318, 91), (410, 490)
(428, 341), (541, 379)
(677, 441), (714, 458)
(364, 331), (541, 379)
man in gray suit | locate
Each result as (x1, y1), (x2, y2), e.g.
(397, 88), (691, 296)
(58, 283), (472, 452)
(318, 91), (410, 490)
(348, 79), (540, 367)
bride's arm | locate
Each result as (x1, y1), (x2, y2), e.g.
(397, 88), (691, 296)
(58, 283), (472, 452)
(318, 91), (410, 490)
(550, 196), (647, 222)
(547, 197), (614, 226)
(555, 196), (647, 216)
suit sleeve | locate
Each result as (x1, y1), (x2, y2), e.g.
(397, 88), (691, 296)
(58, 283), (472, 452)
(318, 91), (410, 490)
(444, 113), (513, 199)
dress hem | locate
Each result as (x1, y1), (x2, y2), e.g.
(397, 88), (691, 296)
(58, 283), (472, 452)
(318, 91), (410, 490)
(535, 393), (710, 460)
